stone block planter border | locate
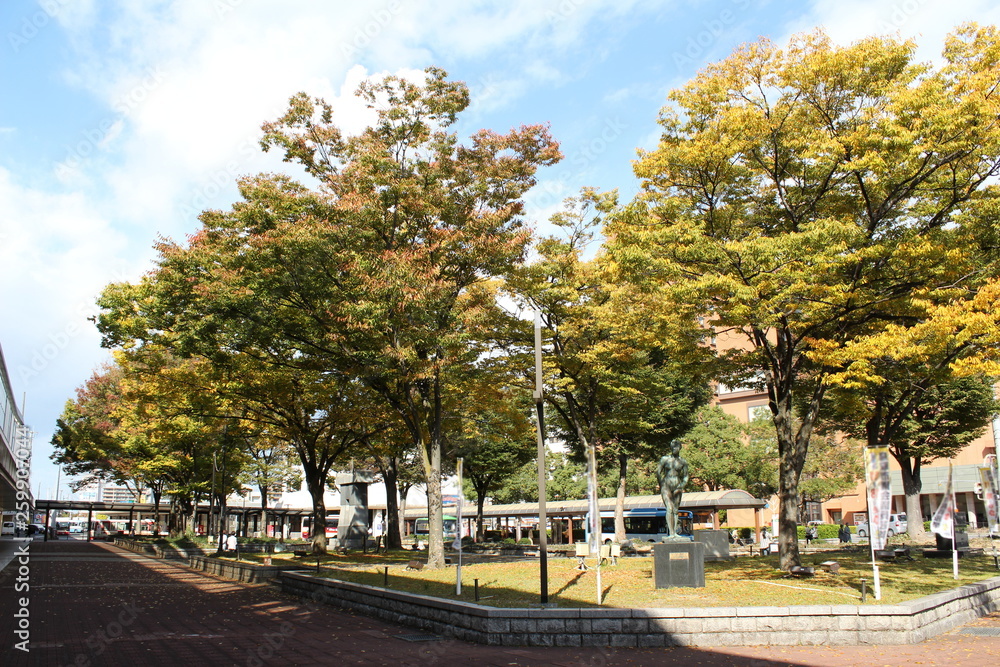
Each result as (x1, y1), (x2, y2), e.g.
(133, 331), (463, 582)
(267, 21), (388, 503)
(187, 555), (301, 583)
(277, 570), (1000, 647)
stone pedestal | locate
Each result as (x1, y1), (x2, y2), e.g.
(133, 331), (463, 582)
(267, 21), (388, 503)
(653, 541), (706, 589)
(693, 529), (732, 562)
(337, 472), (374, 548)
(935, 531), (969, 550)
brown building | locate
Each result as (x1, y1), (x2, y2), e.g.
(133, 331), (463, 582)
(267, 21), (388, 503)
(717, 381), (997, 531)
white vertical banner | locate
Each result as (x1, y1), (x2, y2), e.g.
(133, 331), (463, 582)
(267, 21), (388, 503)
(931, 462), (959, 579)
(980, 466), (999, 535)
(865, 446), (892, 551)
(930, 463), (955, 539)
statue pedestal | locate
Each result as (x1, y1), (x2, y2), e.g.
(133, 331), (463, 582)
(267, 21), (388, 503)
(653, 541), (706, 589)
(694, 529), (733, 562)
(337, 472), (374, 549)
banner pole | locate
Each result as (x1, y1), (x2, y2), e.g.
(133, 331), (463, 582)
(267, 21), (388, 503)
(863, 447), (882, 600)
(952, 465), (959, 580)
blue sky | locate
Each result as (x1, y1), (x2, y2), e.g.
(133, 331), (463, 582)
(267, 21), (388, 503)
(3, 0), (999, 500)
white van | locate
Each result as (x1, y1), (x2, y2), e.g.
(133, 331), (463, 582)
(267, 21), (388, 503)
(856, 513), (907, 538)
(1, 521), (15, 535)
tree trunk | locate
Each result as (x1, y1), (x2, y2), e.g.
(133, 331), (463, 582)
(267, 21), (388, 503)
(614, 453), (628, 543)
(477, 491), (487, 543)
(303, 466), (328, 554)
(898, 457), (926, 539)
(152, 489), (162, 537)
(417, 374), (445, 569)
(422, 435), (444, 567)
(189, 494), (200, 535)
(398, 482), (412, 543)
(770, 369), (815, 570)
(259, 483), (269, 538)
(382, 458), (403, 550)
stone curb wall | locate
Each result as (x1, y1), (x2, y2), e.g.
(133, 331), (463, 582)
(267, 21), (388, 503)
(278, 570), (1000, 647)
(187, 555), (299, 583)
(113, 538), (190, 559)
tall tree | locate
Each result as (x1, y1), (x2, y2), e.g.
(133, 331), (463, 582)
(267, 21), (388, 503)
(251, 67), (560, 567)
(507, 190), (711, 542)
(607, 25), (1000, 568)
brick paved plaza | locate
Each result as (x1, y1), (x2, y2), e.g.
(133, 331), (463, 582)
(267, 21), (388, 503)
(3, 538), (1000, 666)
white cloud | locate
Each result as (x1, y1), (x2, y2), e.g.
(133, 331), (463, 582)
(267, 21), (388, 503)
(786, 0), (1000, 61)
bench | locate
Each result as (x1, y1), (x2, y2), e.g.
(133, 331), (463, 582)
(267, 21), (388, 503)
(820, 560), (840, 574)
(405, 560), (424, 571)
(600, 543), (621, 566)
(574, 543), (590, 570)
(875, 549), (897, 562)
(292, 549), (310, 558)
(789, 565), (815, 577)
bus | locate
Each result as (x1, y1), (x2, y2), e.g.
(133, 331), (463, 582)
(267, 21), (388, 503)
(301, 515), (338, 539)
(413, 516), (458, 539)
(598, 508), (694, 543)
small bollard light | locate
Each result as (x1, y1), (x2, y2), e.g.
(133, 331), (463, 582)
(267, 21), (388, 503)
(384, 566), (389, 586)
(475, 578), (479, 602)
(316, 557), (321, 573)
(861, 577), (867, 603)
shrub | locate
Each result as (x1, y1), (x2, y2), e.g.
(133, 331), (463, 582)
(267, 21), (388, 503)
(517, 537), (533, 545)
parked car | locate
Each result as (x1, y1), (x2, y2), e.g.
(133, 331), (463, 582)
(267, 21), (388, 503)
(856, 513), (907, 538)
(1, 521), (14, 535)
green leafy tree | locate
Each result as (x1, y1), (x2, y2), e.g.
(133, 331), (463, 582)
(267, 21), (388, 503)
(507, 190), (711, 543)
(492, 450), (587, 504)
(452, 383), (536, 541)
(683, 406), (778, 497)
(607, 25), (1000, 568)
(249, 68), (560, 567)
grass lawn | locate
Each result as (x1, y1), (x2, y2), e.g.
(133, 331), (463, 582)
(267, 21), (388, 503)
(230, 540), (1000, 609)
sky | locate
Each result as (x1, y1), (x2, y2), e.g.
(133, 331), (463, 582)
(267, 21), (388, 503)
(3, 0), (1000, 501)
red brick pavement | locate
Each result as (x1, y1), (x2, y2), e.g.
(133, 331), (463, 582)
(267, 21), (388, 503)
(2, 539), (1000, 666)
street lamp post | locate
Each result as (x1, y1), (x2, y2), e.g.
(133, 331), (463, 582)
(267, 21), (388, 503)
(534, 310), (549, 604)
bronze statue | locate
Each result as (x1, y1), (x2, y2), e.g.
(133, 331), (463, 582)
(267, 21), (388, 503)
(657, 439), (689, 540)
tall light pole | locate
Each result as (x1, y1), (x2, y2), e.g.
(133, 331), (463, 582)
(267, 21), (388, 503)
(534, 310), (549, 604)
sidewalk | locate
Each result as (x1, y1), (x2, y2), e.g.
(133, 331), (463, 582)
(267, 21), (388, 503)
(1, 538), (999, 666)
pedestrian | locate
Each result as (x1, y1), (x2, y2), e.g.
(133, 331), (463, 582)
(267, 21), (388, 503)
(226, 533), (237, 552)
(839, 523), (850, 544)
